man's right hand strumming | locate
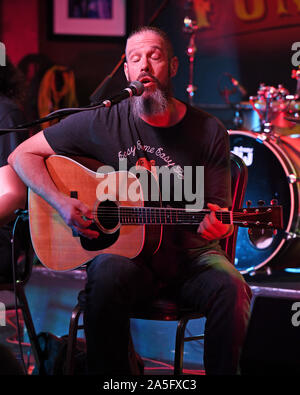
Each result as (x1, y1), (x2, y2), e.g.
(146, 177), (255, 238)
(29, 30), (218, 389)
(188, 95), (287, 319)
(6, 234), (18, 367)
(57, 196), (99, 240)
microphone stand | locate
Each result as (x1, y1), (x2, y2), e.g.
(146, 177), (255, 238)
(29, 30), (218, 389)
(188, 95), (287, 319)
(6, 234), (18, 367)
(0, 102), (106, 136)
(0, 80), (144, 135)
(89, 0), (170, 104)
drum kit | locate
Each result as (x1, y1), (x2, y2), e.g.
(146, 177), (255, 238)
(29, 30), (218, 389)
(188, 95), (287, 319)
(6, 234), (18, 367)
(227, 79), (300, 274)
(183, 12), (300, 274)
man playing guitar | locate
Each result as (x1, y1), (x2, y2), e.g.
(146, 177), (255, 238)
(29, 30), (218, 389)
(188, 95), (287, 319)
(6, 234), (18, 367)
(9, 27), (252, 375)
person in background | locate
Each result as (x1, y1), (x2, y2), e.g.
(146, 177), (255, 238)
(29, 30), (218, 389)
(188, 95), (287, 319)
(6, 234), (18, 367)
(0, 57), (28, 282)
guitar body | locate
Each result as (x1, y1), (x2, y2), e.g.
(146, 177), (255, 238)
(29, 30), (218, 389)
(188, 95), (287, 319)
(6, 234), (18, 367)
(29, 155), (162, 271)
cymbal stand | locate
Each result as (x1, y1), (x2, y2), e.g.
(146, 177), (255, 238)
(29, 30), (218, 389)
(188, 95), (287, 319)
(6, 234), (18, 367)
(183, 16), (199, 105)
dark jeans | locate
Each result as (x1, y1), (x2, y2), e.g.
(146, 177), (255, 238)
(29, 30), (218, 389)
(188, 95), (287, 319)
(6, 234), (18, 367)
(79, 249), (252, 375)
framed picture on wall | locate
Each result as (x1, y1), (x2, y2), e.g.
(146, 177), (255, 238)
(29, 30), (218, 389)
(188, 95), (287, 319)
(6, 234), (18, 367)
(52, 0), (127, 38)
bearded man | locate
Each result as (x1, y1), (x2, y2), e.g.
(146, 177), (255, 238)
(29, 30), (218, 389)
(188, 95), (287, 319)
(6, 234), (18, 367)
(9, 27), (251, 375)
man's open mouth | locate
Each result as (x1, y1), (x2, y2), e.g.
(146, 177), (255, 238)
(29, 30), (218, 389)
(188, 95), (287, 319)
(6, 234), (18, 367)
(140, 76), (156, 86)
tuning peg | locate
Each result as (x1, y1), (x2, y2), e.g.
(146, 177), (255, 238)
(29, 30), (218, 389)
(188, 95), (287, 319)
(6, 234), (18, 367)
(257, 200), (265, 206)
(246, 200), (252, 208)
(271, 199), (278, 206)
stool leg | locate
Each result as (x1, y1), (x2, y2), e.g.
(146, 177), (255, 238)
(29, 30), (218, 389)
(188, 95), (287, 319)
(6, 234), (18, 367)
(17, 285), (44, 373)
(174, 317), (189, 375)
(65, 305), (82, 375)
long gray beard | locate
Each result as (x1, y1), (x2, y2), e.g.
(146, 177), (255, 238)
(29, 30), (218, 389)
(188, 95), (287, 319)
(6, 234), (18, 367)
(130, 88), (169, 118)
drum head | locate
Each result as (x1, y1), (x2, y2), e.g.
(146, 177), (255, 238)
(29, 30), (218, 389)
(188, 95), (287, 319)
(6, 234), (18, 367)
(229, 131), (299, 273)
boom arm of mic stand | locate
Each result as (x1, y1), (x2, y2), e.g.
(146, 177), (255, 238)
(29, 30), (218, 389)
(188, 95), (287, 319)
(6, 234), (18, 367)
(148, 0), (170, 25)
(0, 103), (106, 135)
(89, 54), (126, 104)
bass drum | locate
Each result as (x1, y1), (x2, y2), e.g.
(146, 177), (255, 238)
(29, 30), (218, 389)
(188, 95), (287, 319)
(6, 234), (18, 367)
(229, 130), (300, 274)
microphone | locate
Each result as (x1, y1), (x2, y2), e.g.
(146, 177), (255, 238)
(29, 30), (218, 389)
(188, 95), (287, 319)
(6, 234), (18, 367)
(102, 81), (144, 107)
(225, 73), (247, 97)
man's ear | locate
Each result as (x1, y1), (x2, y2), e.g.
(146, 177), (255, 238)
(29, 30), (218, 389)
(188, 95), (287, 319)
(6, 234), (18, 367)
(124, 62), (129, 81)
(170, 56), (179, 78)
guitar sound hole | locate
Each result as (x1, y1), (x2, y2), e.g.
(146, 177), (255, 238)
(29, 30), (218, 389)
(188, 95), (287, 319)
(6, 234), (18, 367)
(97, 200), (119, 231)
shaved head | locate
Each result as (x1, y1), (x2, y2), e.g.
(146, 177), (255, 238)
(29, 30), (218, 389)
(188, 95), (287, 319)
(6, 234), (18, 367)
(126, 26), (174, 61)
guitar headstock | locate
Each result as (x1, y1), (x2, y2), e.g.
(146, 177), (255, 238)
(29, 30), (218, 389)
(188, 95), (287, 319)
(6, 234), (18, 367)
(234, 203), (283, 229)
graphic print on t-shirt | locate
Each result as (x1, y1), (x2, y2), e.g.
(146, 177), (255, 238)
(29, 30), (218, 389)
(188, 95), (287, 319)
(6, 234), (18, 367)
(135, 157), (157, 180)
(118, 140), (184, 180)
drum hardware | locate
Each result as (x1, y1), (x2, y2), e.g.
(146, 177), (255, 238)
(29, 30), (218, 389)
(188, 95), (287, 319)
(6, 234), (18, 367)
(255, 131), (285, 147)
(257, 200), (266, 206)
(229, 130), (300, 273)
(287, 174), (300, 184)
(248, 265), (273, 277)
(230, 69), (300, 133)
(291, 67), (300, 97)
(255, 133), (268, 143)
(225, 73), (247, 98)
(284, 231), (300, 240)
(249, 84), (292, 134)
(262, 122), (273, 134)
(218, 73), (244, 105)
(233, 102), (248, 128)
(183, 14), (200, 105)
(285, 116), (300, 124)
(236, 81), (300, 134)
(233, 109), (244, 128)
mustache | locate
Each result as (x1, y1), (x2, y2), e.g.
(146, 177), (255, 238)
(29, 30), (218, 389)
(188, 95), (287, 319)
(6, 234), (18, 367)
(137, 73), (162, 88)
(128, 72), (172, 99)
(138, 72), (158, 82)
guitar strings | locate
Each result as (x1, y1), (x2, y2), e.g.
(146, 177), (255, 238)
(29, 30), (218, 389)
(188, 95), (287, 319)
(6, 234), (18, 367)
(87, 207), (266, 224)
(91, 207), (260, 215)
(91, 207), (261, 217)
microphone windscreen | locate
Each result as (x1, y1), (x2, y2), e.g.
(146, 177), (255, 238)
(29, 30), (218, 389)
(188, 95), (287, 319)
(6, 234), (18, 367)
(130, 81), (144, 96)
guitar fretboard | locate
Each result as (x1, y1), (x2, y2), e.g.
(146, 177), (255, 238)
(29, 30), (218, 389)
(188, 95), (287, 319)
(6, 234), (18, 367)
(98, 206), (232, 225)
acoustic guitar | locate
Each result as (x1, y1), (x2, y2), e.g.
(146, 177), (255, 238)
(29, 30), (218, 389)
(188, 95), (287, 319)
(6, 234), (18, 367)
(29, 155), (283, 271)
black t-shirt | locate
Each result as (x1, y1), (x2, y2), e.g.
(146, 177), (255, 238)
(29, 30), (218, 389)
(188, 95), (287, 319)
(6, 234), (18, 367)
(44, 100), (231, 278)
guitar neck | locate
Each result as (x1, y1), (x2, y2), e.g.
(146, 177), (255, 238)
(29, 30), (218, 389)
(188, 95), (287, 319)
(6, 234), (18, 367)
(96, 205), (282, 228)
(118, 207), (232, 225)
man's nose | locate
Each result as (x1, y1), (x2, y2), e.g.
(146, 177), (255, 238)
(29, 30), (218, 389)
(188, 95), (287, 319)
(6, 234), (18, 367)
(140, 56), (151, 72)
